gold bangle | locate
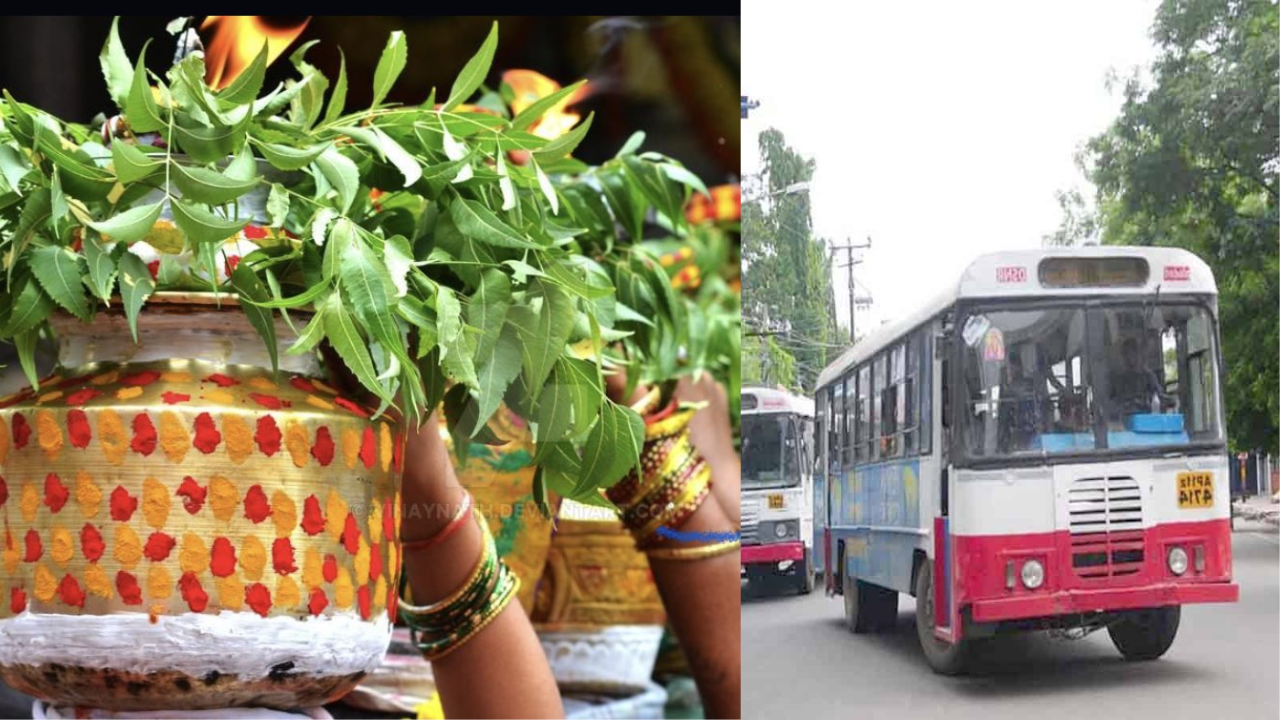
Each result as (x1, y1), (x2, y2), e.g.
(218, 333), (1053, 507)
(630, 387), (663, 417)
(634, 462), (712, 542)
(644, 406), (700, 441)
(647, 539), (741, 561)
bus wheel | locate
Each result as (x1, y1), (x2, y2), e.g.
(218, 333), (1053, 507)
(844, 577), (896, 633)
(914, 563), (970, 675)
(1108, 606), (1181, 661)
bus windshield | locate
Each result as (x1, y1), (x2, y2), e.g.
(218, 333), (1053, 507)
(742, 413), (804, 490)
(959, 301), (1222, 460)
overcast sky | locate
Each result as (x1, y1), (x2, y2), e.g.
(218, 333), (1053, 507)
(743, 0), (1161, 344)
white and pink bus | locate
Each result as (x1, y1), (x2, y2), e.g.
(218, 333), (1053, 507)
(814, 247), (1237, 674)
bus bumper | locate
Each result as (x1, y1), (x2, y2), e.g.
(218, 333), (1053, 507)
(970, 581), (1239, 623)
(741, 542), (806, 587)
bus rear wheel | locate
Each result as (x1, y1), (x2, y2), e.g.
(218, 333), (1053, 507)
(914, 563), (971, 675)
(1108, 606), (1180, 661)
(844, 575), (897, 633)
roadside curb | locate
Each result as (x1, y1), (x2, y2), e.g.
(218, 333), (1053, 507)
(1233, 501), (1280, 526)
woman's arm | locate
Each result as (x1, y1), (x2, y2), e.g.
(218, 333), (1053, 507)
(675, 375), (740, 528)
(399, 412), (563, 719)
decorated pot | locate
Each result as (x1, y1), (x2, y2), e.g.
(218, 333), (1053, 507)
(437, 407), (555, 615)
(532, 499), (666, 693)
(0, 295), (404, 711)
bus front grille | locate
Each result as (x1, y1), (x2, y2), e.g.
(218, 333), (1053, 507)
(741, 498), (761, 545)
(1067, 476), (1144, 579)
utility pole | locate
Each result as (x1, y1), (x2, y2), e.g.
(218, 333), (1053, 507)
(742, 95), (760, 119)
(830, 237), (872, 344)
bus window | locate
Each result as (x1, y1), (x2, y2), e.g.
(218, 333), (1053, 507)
(875, 354), (891, 457)
(919, 331), (932, 454)
(856, 366), (871, 463)
(903, 337), (917, 454)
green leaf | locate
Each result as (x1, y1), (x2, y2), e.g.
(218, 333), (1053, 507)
(533, 158), (558, 215)
(82, 230), (117, 303)
(218, 41), (268, 105)
(256, 140), (329, 171)
(385, 235), (413, 298)
(118, 251), (154, 343)
(577, 400), (644, 489)
(99, 17), (133, 108)
(125, 42), (165, 133)
(510, 79), (588, 131)
(533, 111), (593, 161)
(171, 200), (248, 246)
(1, 278), (54, 337)
(436, 285), (478, 388)
(534, 363), (575, 443)
(170, 116), (250, 164)
(86, 201), (162, 244)
(468, 269), (511, 361)
(323, 291), (391, 403)
(419, 347), (447, 412)
(287, 40), (329, 130)
(240, 277), (331, 309)
(371, 31), (408, 109)
(267, 183), (290, 228)
(315, 148), (359, 212)
(474, 323), (522, 431)
(110, 139), (164, 184)
(444, 22), (498, 111)
(49, 168), (67, 223)
(230, 261), (278, 373)
(531, 467), (551, 518)
(513, 277), (574, 394)
(370, 127), (422, 187)
(323, 50), (349, 125)
(285, 300), (328, 356)
(660, 162), (709, 197)
(545, 261), (614, 300)
(559, 356), (604, 436)
(616, 130), (645, 157)
(337, 226), (401, 360)
(0, 146), (30, 195)
(30, 245), (89, 320)
(449, 197), (539, 249)
(170, 162), (260, 205)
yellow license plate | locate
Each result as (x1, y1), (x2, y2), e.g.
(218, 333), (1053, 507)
(768, 494), (784, 509)
(1177, 472), (1215, 508)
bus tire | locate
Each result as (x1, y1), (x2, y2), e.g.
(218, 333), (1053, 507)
(844, 577), (895, 633)
(914, 562), (971, 675)
(1108, 606), (1180, 661)
(800, 568), (814, 595)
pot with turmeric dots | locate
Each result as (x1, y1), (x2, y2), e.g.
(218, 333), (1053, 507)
(0, 293), (404, 711)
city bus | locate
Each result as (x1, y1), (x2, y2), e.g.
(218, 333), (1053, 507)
(741, 385), (816, 595)
(814, 247), (1237, 674)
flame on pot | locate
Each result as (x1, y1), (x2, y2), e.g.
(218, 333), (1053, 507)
(502, 69), (591, 140)
(201, 16), (311, 90)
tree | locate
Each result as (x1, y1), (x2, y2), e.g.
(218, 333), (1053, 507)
(1078, 0), (1278, 454)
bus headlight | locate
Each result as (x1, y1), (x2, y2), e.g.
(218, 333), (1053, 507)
(1020, 559), (1045, 589)
(774, 521), (795, 539)
(1168, 546), (1188, 576)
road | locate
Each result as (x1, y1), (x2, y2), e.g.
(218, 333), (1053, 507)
(742, 523), (1279, 720)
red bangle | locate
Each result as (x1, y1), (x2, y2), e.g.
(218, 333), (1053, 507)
(402, 492), (473, 552)
(645, 400), (678, 425)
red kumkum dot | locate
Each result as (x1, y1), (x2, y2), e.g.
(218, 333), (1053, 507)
(81, 524), (105, 562)
(130, 414), (157, 456)
(121, 370), (161, 387)
(143, 532), (175, 562)
(0, 475), (8, 506)
(110, 486), (138, 522)
(307, 588), (328, 616)
(146, 260), (160, 282)
(245, 582), (272, 617)
(357, 584), (371, 620)
(255, 416), (281, 456)
(243, 225), (268, 240)
(311, 427), (334, 466)
(176, 477), (207, 514)
(368, 543), (383, 582)
(272, 537), (296, 575)
(243, 485), (272, 523)
(333, 397), (369, 419)
(249, 393), (290, 410)
(161, 392), (191, 405)
(67, 409), (92, 448)
(64, 388), (102, 407)
(388, 590), (397, 623)
(23, 530), (41, 562)
(193, 412), (221, 453)
(322, 554), (337, 583)
(210, 537), (237, 577)
(12, 414), (30, 449)
(205, 374), (238, 388)
(117, 571), (143, 605)
(359, 427), (376, 469)
(43, 473), (69, 513)
(57, 574), (85, 608)
(179, 572), (209, 613)
(289, 377), (317, 393)
(341, 513), (360, 555)
(10, 587), (26, 614)
(301, 495), (325, 536)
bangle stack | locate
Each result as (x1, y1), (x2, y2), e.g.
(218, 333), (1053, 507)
(398, 510), (520, 661)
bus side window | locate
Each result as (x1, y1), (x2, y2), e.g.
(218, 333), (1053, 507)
(941, 359), (950, 431)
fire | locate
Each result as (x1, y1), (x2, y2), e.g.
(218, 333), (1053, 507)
(502, 70), (591, 141)
(201, 16), (311, 90)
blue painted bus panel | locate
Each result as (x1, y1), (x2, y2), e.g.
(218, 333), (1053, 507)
(828, 458), (923, 595)
(813, 471), (827, 574)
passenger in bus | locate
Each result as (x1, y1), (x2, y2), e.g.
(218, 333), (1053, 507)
(997, 350), (1041, 452)
(1109, 337), (1166, 419)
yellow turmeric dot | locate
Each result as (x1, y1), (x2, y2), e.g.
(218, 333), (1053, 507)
(284, 420), (310, 468)
(99, 410), (128, 466)
(334, 568), (354, 609)
(325, 490), (348, 541)
(147, 565), (173, 599)
(160, 371), (192, 384)
(50, 527), (74, 565)
(90, 370), (119, 386)
(33, 564), (57, 602)
(114, 526), (143, 568)
(305, 396), (333, 411)
(159, 411), (189, 464)
(368, 502), (383, 545)
(271, 491), (297, 538)
(312, 379), (338, 396)
(247, 376), (277, 391)
(85, 563), (113, 599)
(208, 475), (240, 522)
(75, 471), (101, 518)
(387, 542), (398, 584)
(217, 575), (244, 611)
(379, 423), (393, 473)
(222, 414), (253, 464)
(37, 390), (62, 404)
(302, 548), (323, 590)
(2, 545), (19, 576)
(116, 386), (144, 400)
(149, 603), (166, 620)
(0, 415), (8, 464)
(354, 536), (371, 584)
(36, 409), (63, 461)
(341, 427), (361, 469)
(20, 483), (40, 523)
(275, 575), (301, 609)
(142, 477), (170, 529)
(203, 390), (235, 405)
(393, 490), (401, 539)
(240, 535), (267, 581)
(180, 533), (210, 574)
(373, 575), (387, 610)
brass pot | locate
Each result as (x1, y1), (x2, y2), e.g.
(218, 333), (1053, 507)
(0, 295), (403, 711)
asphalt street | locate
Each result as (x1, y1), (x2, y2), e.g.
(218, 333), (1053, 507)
(742, 522), (1279, 720)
